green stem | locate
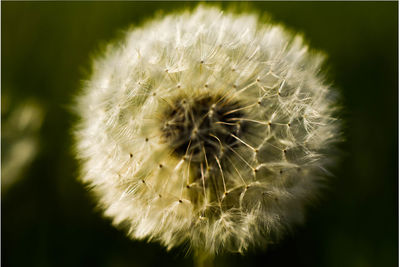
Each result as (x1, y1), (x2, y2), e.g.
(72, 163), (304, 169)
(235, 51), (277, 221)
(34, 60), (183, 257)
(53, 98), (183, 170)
(194, 250), (214, 267)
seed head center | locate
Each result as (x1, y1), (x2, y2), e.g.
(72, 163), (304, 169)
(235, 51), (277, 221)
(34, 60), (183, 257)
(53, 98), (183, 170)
(161, 95), (244, 163)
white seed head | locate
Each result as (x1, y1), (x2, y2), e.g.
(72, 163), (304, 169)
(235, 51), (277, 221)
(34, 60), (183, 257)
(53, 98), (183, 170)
(74, 6), (339, 255)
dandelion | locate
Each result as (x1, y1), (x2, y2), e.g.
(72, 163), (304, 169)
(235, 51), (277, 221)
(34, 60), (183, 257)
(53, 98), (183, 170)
(74, 5), (339, 259)
(3, 98), (44, 192)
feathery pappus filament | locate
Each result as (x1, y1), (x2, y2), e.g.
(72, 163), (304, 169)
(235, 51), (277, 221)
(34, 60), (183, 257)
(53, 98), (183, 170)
(74, 5), (339, 256)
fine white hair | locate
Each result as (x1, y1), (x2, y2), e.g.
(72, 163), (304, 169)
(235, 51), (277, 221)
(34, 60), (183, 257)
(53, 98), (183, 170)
(74, 5), (339, 255)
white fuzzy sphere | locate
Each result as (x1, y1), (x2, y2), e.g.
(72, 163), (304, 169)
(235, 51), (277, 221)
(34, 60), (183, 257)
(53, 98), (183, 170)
(74, 6), (339, 255)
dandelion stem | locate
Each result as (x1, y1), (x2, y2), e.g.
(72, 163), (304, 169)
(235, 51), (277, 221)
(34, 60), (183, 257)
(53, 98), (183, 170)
(194, 251), (215, 267)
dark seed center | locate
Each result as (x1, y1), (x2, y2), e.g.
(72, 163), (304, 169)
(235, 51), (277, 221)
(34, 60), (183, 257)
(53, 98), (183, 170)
(161, 95), (245, 163)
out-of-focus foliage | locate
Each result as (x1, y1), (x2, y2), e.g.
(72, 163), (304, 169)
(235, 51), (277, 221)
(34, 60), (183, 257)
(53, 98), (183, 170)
(2, 2), (397, 267)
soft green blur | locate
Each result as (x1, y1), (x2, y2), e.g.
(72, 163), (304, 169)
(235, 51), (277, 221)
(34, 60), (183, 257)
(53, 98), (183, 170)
(2, 2), (397, 267)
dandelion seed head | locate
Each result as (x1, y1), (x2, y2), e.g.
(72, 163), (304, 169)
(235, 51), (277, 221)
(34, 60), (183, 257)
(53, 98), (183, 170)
(74, 5), (339, 255)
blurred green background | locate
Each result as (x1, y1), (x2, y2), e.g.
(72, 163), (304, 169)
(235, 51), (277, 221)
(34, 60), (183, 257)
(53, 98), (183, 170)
(2, 2), (398, 267)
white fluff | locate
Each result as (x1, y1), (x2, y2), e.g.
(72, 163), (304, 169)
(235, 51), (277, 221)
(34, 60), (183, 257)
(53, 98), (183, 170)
(74, 5), (339, 255)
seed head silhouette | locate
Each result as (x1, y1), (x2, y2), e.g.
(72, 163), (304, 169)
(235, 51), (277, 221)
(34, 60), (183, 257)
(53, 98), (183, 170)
(74, 5), (339, 256)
